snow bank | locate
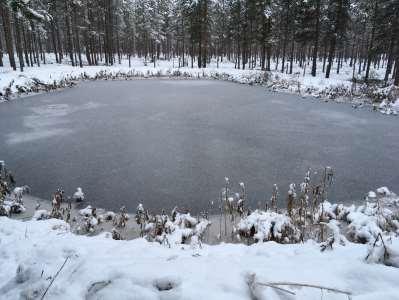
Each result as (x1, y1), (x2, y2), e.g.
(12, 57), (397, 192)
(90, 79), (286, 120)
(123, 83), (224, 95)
(1, 217), (399, 299)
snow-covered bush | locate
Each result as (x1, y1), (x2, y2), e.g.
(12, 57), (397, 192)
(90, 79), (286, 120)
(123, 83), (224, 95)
(366, 234), (399, 268)
(32, 209), (50, 221)
(0, 200), (26, 216)
(12, 186), (30, 202)
(73, 187), (85, 202)
(79, 205), (94, 217)
(113, 206), (129, 228)
(314, 188), (399, 244)
(236, 210), (301, 243)
(320, 220), (347, 251)
(99, 211), (116, 222)
(0, 165), (27, 216)
(77, 205), (100, 234)
(135, 205), (211, 246)
(164, 212), (211, 245)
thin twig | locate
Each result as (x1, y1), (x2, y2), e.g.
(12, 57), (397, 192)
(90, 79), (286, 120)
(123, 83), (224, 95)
(257, 283), (296, 295)
(265, 281), (351, 296)
(41, 256), (70, 300)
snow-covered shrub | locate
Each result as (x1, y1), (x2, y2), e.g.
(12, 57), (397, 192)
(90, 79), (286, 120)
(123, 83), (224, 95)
(32, 209), (50, 221)
(111, 228), (124, 240)
(379, 100), (398, 115)
(79, 205), (94, 217)
(99, 211), (116, 222)
(165, 212), (211, 245)
(286, 183), (296, 218)
(236, 210), (300, 243)
(135, 203), (148, 237)
(377, 186), (393, 197)
(376, 86), (399, 115)
(78, 215), (98, 234)
(73, 187), (85, 202)
(136, 205), (211, 246)
(315, 188), (399, 244)
(315, 201), (354, 223)
(50, 189), (65, 219)
(77, 205), (100, 234)
(366, 234), (399, 268)
(0, 165), (27, 216)
(113, 206), (129, 228)
(12, 185), (30, 203)
(346, 194), (399, 243)
(0, 200), (26, 216)
(320, 220), (347, 251)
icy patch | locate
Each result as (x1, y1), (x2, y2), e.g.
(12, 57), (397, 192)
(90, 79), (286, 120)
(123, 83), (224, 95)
(160, 80), (219, 86)
(310, 109), (367, 126)
(6, 128), (73, 145)
(5, 102), (104, 145)
(30, 103), (72, 117)
(30, 102), (103, 118)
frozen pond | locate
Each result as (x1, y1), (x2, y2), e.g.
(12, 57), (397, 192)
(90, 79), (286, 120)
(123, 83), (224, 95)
(0, 79), (398, 213)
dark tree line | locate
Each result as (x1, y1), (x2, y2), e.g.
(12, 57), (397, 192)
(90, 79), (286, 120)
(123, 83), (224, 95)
(0, 0), (398, 85)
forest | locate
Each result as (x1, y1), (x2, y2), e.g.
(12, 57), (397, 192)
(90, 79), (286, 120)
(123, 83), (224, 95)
(0, 0), (398, 85)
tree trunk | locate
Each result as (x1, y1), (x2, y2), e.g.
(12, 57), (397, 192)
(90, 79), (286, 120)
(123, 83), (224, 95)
(1, 4), (16, 70)
(384, 38), (394, 82)
(12, 11), (24, 71)
(289, 39), (294, 74)
(395, 50), (399, 86)
(365, 0), (378, 83)
(0, 29), (3, 66)
(311, 0), (320, 77)
(325, 35), (336, 79)
(50, 21), (59, 63)
(73, 5), (83, 68)
(65, 0), (75, 66)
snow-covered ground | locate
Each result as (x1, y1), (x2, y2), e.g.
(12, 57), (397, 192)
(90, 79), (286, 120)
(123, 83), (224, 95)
(0, 217), (398, 299)
(1, 187), (399, 299)
(1, 56), (399, 299)
(1, 55), (398, 115)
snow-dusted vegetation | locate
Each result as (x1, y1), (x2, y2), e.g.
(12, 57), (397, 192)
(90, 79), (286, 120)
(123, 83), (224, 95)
(2, 165), (399, 299)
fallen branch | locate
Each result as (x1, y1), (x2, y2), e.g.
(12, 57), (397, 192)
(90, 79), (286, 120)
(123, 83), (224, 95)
(247, 274), (296, 299)
(256, 282), (296, 295)
(265, 281), (352, 299)
(41, 256), (70, 300)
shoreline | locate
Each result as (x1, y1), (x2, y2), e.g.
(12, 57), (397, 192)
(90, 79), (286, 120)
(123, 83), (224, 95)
(2, 63), (397, 117)
(10, 194), (236, 245)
